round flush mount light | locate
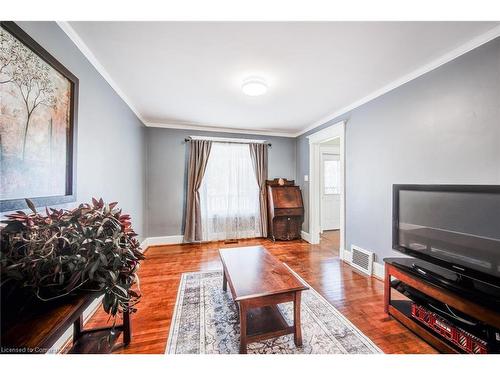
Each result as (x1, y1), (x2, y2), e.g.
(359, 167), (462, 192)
(241, 77), (268, 96)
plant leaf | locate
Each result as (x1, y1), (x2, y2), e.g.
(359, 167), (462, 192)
(25, 199), (37, 213)
(89, 260), (100, 280)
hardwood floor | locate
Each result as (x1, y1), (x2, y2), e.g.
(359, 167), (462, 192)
(320, 230), (340, 256)
(82, 238), (437, 354)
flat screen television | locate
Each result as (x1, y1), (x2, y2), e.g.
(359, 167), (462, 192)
(392, 185), (500, 287)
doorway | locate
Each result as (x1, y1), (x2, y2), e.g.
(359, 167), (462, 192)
(307, 121), (345, 259)
(320, 144), (341, 232)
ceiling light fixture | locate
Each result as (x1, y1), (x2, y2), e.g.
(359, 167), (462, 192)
(241, 77), (268, 96)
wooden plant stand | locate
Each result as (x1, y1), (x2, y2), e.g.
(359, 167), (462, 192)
(1, 292), (131, 354)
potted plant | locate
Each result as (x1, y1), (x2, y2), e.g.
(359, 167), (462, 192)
(0, 198), (144, 321)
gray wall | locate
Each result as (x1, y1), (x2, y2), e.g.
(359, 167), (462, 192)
(146, 127), (296, 237)
(10, 22), (499, 254)
(15, 22), (147, 240)
(296, 37), (500, 263)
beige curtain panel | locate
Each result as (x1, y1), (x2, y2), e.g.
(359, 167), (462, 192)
(249, 143), (269, 238)
(184, 140), (212, 242)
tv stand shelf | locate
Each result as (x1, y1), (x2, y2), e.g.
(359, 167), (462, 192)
(384, 258), (500, 354)
(388, 300), (462, 353)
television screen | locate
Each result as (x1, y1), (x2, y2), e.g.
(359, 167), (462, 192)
(395, 186), (500, 282)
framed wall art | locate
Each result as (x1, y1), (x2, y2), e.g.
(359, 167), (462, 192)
(0, 21), (78, 212)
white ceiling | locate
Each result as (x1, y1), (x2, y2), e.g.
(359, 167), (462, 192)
(66, 21), (500, 136)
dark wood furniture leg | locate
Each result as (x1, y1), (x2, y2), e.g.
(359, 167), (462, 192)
(223, 270), (227, 292)
(293, 291), (303, 346)
(384, 263), (390, 314)
(123, 307), (131, 345)
(239, 302), (248, 354)
(69, 305), (132, 352)
(73, 315), (83, 343)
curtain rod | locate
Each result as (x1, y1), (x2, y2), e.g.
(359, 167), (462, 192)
(184, 136), (272, 147)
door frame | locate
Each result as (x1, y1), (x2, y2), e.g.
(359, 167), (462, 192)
(319, 150), (340, 232)
(307, 120), (345, 258)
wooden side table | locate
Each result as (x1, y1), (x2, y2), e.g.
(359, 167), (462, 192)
(1, 292), (131, 354)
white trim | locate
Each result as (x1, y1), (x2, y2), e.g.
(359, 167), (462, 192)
(339, 247), (345, 261)
(297, 24), (500, 137)
(141, 235), (184, 249)
(56, 22), (147, 125)
(342, 248), (352, 263)
(307, 121), (345, 249)
(145, 121), (295, 137)
(373, 261), (385, 280)
(341, 249), (385, 280)
(307, 123), (344, 143)
(300, 230), (311, 243)
(319, 144), (340, 154)
(58, 22), (500, 138)
(188, 135), (268, 144)
(139, 238), (149, 252)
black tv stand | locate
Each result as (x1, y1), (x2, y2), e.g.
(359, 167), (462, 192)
(384, 257), (500, 353)
(455, 273), (476, 289)
(411, 262), (476, 290)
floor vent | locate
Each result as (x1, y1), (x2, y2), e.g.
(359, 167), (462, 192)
(350, 245), (374, 275)
(224, 239), (239, 244)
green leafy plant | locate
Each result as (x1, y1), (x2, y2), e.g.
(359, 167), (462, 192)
(0, 198), (144, 317)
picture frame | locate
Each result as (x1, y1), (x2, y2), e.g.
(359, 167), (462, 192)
(0, 21), (79, 212)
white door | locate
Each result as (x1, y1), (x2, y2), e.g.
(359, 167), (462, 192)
(320, 153), (340, 231)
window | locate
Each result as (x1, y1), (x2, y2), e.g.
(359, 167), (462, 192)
(323, 158), (340, 195)
(200, 142), (261, 241)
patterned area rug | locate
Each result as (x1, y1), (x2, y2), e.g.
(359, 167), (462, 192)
(166, 267), (382, 354)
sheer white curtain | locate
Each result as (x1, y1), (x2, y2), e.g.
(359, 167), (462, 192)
(200, 142), (262, 241)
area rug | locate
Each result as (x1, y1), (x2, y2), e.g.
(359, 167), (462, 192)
(165, 267), (382, 354)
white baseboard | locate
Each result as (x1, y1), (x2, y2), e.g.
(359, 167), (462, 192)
(141, 235), (184, 250)
(341, 249), (384, 279)
(301, 231), (312, 243)
(342, 248), (352, 263)
(372, 261), (385, 280)
(139, 239), (148, 252)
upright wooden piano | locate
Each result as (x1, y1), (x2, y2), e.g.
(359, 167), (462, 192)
(266, 179), (304, 241)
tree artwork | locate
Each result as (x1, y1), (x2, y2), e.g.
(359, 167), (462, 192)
(0, 23), (75, 209)
(1, 30), (58, 159)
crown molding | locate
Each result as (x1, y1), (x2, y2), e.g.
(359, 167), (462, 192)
(144, 121), (296, 137)
(58, 21), (500, 139)
(57, 21), (295, 137)
(56, 21), (147, 125)
(296, 24), (500, 137)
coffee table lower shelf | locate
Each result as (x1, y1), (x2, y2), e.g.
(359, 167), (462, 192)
(245, 305), (295, 344)
(219, 246), (308, 354)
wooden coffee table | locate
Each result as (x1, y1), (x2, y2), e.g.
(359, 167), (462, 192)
(219, 246), (308, 354)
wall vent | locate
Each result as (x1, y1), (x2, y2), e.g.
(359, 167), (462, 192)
(350, 245), (374, 275)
